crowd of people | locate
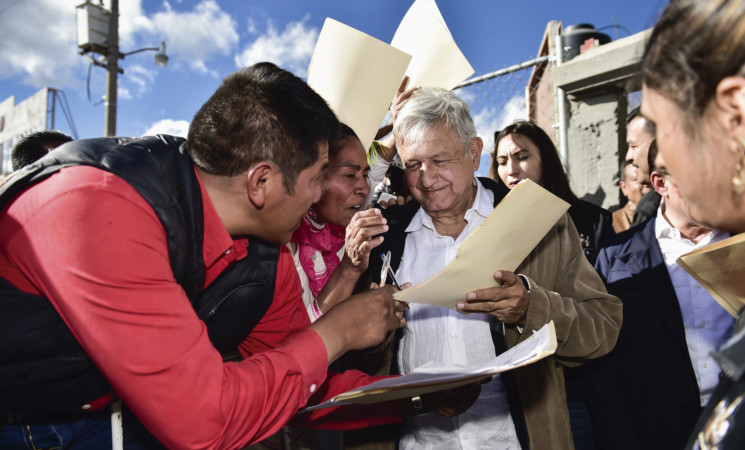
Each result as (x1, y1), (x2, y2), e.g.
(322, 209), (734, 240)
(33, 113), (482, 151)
(1, 0), (743, 449)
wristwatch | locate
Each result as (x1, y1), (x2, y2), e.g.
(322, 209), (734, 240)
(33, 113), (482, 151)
(411, 395), (426, 415)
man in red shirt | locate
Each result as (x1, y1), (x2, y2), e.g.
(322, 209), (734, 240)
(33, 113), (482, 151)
(0, 63), (432, 449)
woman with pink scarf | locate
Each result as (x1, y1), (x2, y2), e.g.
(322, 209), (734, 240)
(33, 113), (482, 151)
(288, 123), (390, 321)
(289, 79), (417, 322)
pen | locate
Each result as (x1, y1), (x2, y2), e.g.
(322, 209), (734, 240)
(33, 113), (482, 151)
(380, 251), (401, 289)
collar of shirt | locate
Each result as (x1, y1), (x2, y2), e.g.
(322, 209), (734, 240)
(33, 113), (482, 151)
(654, 205), (727, 250)
(195, 167), (249, 288)
(404, 178), (494, 235)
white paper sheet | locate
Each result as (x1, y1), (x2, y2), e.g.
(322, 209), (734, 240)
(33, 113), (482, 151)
(307, 18), (412, 151)
(302, 321), (557, 410)
(391, 0), (474, 90)
(393, 179), (569, 307)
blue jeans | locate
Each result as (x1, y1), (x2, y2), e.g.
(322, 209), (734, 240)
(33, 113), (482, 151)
(0, 407), (163, 449)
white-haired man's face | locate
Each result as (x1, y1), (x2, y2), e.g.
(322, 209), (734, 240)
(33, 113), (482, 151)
(399, 123), (482, 220)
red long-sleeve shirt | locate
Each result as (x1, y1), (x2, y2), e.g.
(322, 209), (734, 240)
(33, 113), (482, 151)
(0, 166), (398, 449)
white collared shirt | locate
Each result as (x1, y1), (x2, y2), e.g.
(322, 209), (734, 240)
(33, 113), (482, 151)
(655, 207), (734, 405)
(396, 179), (520, 450)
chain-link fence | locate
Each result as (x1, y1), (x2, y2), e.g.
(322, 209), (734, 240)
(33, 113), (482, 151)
(453, 54), (557, 177)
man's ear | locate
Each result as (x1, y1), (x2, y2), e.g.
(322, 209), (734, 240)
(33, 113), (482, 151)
(650, 171), (668, 197)
(470, 137), (483, 170)
(714, 76), (745, 135)
(246, 162), (275, 209)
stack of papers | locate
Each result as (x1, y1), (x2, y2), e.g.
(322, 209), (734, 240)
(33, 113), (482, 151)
(303, 321), (557, 411)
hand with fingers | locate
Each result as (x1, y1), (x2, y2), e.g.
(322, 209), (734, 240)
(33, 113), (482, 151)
(341, 208), (389, 274)
(456, 270), (530, 326)
(389, 76), (420, 124)
(374, 76), (421, 162)
(378, 194), (412, 209)
(310, 284), (407, 363)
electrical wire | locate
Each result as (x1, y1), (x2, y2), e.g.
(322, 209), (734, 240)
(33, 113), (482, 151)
(87, 61), (105, 107)
(53, 89), (80, 140)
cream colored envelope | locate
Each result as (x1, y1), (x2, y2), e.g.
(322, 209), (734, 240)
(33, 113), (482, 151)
(394, 179), (569, 308)
(678, 233), (745, 317)
(307, 18), (411, 151)
(391, 0), (474, 90)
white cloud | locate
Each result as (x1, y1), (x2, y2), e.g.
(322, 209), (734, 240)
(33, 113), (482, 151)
(235, 16), (319, 78)
(470, 94), (527, 156)
(246, 17), (258, 35)
(143, 118), (190, 138)
(118, 87), (133, 101)
(0, 0), (236, 96)
(0, 0), (83, 88)
(124, 64), (158, 96)
(124, 0), (239, 76)
(153, 1), (238, 75)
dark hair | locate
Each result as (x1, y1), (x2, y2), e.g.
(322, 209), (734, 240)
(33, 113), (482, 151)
(329, 123), (360, 160)
(627, 106), (656, 137)
(386, 164), (408, 197)
(647, 139), (659, 173)
(491, 120), (578, 204)
(619, 160), (634, 184)
(11, 130), (73, 171)
(641, 0), (745, 130)
(186, 62), (340, 193)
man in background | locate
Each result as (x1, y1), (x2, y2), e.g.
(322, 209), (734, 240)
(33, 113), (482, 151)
(11, 129), (72, 170)
(624, 107), (659, 225)
(589, 140), (734, 449)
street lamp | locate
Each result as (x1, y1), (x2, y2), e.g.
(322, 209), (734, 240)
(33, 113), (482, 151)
(76, 0), (168, 137)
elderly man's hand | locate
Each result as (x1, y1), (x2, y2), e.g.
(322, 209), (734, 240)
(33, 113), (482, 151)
(456, 270), (529, 326)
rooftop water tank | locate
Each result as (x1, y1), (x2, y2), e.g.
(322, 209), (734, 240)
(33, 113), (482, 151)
(562, 23), (611, 61)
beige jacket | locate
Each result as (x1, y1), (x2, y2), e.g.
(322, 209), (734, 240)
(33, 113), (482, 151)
(508, 212), (622, 449)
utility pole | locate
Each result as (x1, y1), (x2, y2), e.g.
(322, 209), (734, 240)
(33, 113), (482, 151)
(104, 0), (119, 137)
(77, 0), (166, 137)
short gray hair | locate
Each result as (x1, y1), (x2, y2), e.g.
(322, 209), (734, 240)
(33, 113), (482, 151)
(393, 88), (477, 155)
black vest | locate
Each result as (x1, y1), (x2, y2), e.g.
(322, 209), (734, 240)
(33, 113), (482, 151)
(0, 136), (279, 414)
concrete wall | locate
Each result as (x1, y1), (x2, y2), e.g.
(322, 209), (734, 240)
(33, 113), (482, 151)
(552, 29), (650, 210)
(566, 89), (627, 207)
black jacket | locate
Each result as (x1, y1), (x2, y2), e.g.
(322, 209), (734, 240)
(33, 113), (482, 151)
(686, 309), (745, 450)
(588, 218), (703, 450)
(568, 199), (613, 265)
(0, 136), (278, 415)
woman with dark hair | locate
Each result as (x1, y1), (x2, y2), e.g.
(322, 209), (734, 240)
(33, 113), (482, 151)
(491, 120), (613, 450)
(491, 120), (613, 264)
(640, 0), (745, 448)
(289, 123), (387, 322)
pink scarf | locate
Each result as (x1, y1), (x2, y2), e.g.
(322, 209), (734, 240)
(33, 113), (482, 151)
(291, 213), (346, 299)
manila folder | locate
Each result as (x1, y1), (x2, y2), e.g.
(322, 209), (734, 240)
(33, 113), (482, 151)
(678, 232), (745, 317)
(394, 179), (569, 308)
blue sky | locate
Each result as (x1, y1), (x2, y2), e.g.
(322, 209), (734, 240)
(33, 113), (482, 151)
(0, 0), (666, 168)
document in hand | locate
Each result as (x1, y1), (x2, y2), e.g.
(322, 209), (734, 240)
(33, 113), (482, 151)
(303, 321), (557, 411)
(677, 233), (745, 317)
(391, 0), (474, 90)
(393, 179), (569, 308)
(307, 18), (412, 151)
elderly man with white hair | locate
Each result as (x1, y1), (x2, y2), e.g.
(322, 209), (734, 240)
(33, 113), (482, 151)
(365, 88), (622, 450)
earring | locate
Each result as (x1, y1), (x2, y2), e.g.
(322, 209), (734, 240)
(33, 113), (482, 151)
(734, 137), (745, 195)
